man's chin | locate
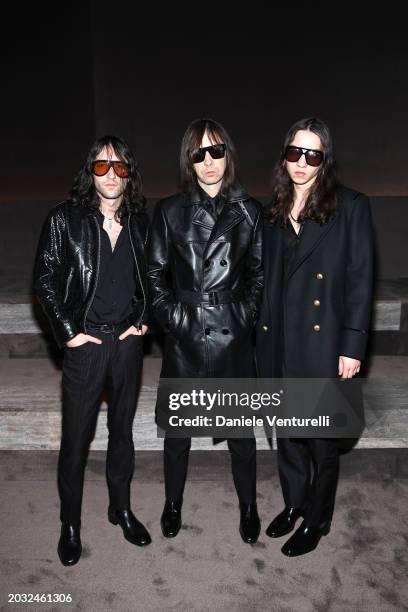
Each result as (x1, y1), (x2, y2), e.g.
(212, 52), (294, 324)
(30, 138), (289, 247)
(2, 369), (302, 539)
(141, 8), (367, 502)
(98, 189), (124, 200)
(199, 176), (223, 186)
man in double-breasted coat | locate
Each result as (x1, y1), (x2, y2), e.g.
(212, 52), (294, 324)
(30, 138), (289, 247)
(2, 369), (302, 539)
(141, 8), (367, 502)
(147, 118), (263, 543)
(256, 117), (374, 556)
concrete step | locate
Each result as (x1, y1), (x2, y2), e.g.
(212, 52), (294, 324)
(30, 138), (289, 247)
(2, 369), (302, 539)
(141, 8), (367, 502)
(1, 279), (407, 356)
(0, 356), (407, 450)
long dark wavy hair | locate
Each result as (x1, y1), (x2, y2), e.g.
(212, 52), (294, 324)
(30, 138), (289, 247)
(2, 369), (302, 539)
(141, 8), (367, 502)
(179, 118), (237, 195)
(267, 117), (339, 225)
(70, 135), (146, 219)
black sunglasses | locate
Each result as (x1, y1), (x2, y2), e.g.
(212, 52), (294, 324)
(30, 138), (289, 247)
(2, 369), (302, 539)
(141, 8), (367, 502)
(284, 145), (324, 167)
(190, 143), (226, 164)
(91, 160), (130, 178)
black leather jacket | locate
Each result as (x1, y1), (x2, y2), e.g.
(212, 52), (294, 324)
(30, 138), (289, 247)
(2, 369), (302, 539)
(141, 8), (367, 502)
(34, 200), (149, 348)
(147, 182), (263, 377)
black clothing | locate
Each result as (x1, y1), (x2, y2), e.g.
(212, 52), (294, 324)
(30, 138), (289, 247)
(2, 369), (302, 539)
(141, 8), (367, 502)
(163, 437), (257, 504)
(256, 186), (374, 379)
(34, 199), (149, 528)
(59, 330), (143, 524)
(256, 186), (374, 529)
(147, 181), (263, 506)
(87, 212), (136, 325)
(283, 220), (302, 279)
(34, 200), (149, 348)
(147, 182), (263, 378)
(276, 437), (339, 529)
(199, 187), (225, 219)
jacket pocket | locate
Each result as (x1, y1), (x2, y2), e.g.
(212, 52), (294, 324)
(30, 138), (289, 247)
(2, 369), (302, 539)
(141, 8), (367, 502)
(168, 301), (187, 336)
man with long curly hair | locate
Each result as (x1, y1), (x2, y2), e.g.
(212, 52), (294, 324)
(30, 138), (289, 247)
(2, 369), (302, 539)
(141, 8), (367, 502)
(34, 136), (151, 566)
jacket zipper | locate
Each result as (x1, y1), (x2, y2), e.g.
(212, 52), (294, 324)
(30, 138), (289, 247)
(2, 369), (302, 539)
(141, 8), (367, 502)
(63, 269), (74, 304)
(128, 215), (146, 325)
(83, 217), (101, 334)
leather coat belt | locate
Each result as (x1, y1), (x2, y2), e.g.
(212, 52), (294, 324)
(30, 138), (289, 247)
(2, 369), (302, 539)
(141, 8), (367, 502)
(175, 289), (244, 305)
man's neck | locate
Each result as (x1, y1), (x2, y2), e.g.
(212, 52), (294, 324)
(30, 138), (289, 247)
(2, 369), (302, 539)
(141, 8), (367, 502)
(292, 182), (313, 210)
(197, 180), (222, 199)
(99, 196), (123, 217)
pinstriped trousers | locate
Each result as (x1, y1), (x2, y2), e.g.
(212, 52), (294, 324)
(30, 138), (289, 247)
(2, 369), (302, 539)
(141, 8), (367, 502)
(58, 330), (143, 524)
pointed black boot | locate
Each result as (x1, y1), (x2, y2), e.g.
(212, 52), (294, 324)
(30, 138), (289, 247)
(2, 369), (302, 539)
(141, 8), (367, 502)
(239, 503), (261, 544)
(57, 523), (82, 566)
(160, 500), (182, 538)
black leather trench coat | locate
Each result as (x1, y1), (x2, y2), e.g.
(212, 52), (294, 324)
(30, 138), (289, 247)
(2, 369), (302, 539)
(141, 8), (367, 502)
(147, 183), (263, 377)
(34, 201), (149, 348)
(256, 186), (375, 378)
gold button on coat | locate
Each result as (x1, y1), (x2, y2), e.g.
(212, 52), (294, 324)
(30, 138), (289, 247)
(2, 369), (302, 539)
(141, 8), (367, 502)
(316, 272), (324, 280)
(314, 324), (321, 332)
(262, 325), (268, 331)
(313, 300), (320, 307)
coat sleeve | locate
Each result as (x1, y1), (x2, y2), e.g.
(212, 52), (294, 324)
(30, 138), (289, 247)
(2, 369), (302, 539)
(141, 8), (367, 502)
(340, 194), (375, 360)
(130, 211), (153, 329)
(146, 200), (176, 331)
(33, 206), (79, 348)
(243, 206), (264, 324)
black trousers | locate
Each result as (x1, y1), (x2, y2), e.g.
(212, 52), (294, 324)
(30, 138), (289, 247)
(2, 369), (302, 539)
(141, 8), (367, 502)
(58, 330), (143, 524)
(277, 437), (339, 529)
(164, 437), (257, 505)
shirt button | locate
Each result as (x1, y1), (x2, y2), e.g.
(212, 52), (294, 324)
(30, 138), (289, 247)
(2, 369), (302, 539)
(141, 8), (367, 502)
(314, 324), (321, 332)
(313, 300), (320, 307)
(262, 325), (268, 331)
(205, 327), (211, 335)
(220, 260), (227, 266)
(316, 273), (324, 280)
(222, 328), (230, 334)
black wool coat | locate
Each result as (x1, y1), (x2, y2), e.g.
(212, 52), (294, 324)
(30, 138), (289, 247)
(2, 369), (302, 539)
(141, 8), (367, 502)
(256, 186), (375, 379)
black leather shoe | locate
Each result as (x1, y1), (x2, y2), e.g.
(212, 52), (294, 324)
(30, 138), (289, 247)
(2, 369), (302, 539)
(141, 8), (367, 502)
(57, 523), (82, 566)
(281, 520), (330, 557)
(108, 509), (151, 546)
(239, 503), (261, 544)
(265, 507), (302, 538)
(160, 500), (182, 538)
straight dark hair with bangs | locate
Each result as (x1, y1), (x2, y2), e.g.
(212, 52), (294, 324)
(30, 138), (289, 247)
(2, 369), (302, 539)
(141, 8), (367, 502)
(267, 117), (339, 225)
(70, 135), (146, 219)
(179, 118), (237, 194)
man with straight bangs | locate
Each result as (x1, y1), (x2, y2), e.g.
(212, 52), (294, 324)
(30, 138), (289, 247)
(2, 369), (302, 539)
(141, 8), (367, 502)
(147, 118), (263, 543)
(34, 135), (151, 566)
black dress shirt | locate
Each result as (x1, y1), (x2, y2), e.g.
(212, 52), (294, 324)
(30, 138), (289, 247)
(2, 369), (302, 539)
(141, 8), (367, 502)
(283, 219), (303, 279)
(199, 187), (225, 219)
(282, 219), (303, 373)
(87, 211), (136, 325)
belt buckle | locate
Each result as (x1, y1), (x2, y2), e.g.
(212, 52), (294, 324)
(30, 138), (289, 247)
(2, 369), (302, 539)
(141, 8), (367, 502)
(100, 323), (113, 333)
(208, 291), (219, 306)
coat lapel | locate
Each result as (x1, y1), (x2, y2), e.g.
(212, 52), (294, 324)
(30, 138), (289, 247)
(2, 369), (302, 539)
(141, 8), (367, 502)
(187, 182), (248, 256)
(287, 214), (339, 279)
(191, 206), (216, 231)
(206, 202), (246, 247)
